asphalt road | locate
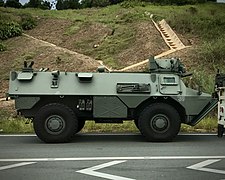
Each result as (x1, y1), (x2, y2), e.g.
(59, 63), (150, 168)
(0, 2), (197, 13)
(0, 133), (225, 180)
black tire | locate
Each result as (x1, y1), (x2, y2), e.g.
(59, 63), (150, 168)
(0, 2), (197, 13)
(33, 103), (78, 143)
(218, 124), (224, 138)
(76, 120), (85, 133)
(138, 103), (181, 142)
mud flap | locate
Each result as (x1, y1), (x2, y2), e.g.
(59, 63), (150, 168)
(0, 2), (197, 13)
(218, 124), (224, 138)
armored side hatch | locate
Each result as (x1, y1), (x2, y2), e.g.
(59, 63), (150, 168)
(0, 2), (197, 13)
(76, 73), (93, 83)
(17, 61), (35, 81)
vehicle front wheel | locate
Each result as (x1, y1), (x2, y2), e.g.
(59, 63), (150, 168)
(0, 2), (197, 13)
(138, 103), (181, 142)
(33, 103), (78, 143)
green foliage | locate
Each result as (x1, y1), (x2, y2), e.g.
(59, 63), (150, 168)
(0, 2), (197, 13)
(0, 21), (22, 40)
(82, 121), (139, 133)
(20, 14), (37, 30)
(167, 6), (225, 39)
(198, 37), (225, 65)
(24, 0), (41, 8)
(120, 0), (145, 8)
(92, 0), (111, 7)
(0, 42), (6, 52)
(56, 0), (64, 9)
(0, 118), (34, 134)
(5, 0), (22, 8)
(56, 0), (80, 10)
(0, 0), (4, 7)
(146, 0), (206, 5)
(40, 1), (51, 9)
(181, 117), (217, 132)
(23, 0), (51, 9)
(81, 0), (111, 8)
(184, 69), (215, 93)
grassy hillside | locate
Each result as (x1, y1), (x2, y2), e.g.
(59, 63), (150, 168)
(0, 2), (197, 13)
(0, 2), (225, 133)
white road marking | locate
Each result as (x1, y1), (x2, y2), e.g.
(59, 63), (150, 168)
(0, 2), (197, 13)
(0, 162), (36, 171)
(187, 159), (225, 175)
(77, 160), (135, 180)
(1, 156), (225, 162)
(0, 134), (36, 137)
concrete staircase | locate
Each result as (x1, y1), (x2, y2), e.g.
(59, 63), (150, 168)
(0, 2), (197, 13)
(156, 19), (186, 50)
(119, 15), (188, 71)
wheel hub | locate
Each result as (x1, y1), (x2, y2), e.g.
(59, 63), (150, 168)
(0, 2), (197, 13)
(151, 114), (170, 133)
(45, 115), (65, 135)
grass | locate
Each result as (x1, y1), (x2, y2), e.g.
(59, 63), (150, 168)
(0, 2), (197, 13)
(0, 118), (33, 134)
(0, 112), (33, 133)
(181, 117), (217, 133)
(0, 116), (218, 134)
(82, 121), (139, 133)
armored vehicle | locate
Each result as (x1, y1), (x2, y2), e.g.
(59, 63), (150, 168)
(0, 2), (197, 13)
(8, 57), (218, 143)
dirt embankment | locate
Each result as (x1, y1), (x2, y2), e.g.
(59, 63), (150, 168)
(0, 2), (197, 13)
(25, 18), (168, 66)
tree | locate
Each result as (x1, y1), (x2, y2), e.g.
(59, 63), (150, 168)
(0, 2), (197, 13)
(5, 0), (22, 8)
(56, 0), (64, 9)
(81, 0), (92, 8)
(92, 0), (110, 7)
(40, 1), (51, 9)
(65, 0), (80, 9)
(23, 0), (52, 9)
(0, 0), (4, 7)
(56, 0), (80, 10)
(26, 0), (41, 8)
(81, 0), (110, 8)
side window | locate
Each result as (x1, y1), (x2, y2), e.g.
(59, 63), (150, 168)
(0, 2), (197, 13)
(159, 75), (181, 95)
(161, 77), (178, 86)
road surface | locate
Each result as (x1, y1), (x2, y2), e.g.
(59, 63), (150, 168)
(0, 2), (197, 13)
(0, 133), (225, 180)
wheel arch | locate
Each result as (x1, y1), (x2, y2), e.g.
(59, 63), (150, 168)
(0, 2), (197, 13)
(20, 95), (79, 118)
(134, 96), (186, 123)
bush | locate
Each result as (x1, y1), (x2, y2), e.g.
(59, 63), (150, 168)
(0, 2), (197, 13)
(5, 0), (22, 8)
(20, 15), (37, 30)
(0, 0), (4, 6)
(81, 0), (110, 8)
(92, 0), (111, 7)
(186, 69), (215, 93)
(146, 0), (206, 5)
(0, 42), (6, 52)
(198, 37), (225, 65)
(0, 21), (22, 40)
(168, 8), (225, 40)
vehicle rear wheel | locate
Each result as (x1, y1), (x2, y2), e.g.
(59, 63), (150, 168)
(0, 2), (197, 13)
(138, 103), (181, 142)
(34, 103), (78, 143)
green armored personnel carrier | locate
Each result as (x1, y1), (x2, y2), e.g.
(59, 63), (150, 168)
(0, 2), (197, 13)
(8, 57), (217, 143)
